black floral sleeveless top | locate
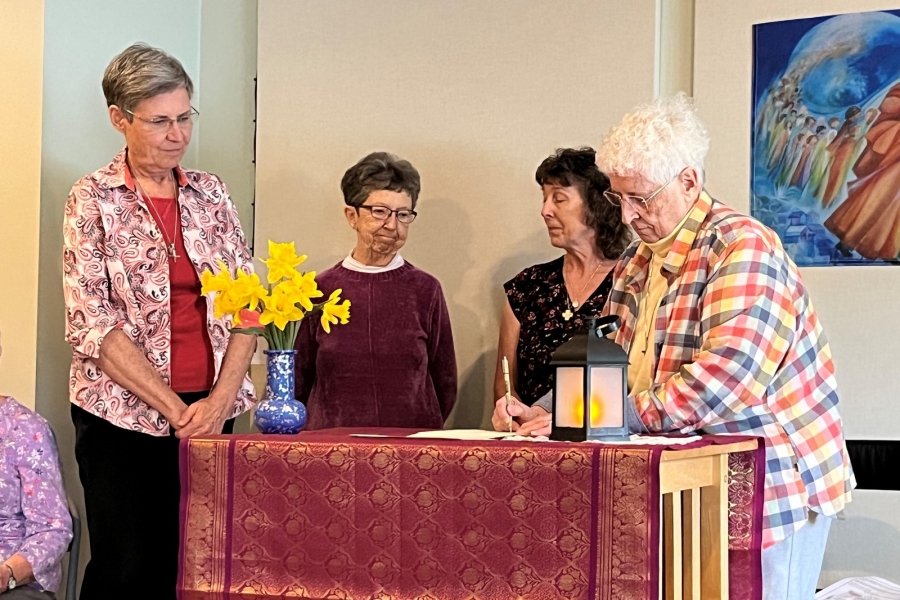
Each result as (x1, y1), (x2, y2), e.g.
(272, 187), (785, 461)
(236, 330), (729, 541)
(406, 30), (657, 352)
(503, 256), (614, 407)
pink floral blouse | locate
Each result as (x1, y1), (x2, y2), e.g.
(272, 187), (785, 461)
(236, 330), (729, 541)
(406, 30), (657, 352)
(0, 397), (73, 592)
(63, 150), (257, 436)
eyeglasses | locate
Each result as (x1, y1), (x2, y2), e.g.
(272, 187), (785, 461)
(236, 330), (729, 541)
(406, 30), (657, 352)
(123, 107), (199, 133)
(357, 205), (418, 224)
(603, 169), (683, 210)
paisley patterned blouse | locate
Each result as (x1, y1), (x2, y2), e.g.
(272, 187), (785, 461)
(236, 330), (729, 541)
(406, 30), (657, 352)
(63, 150), (257, 436)
(504, 257), (614, 406)
(0, 397), (72, 592)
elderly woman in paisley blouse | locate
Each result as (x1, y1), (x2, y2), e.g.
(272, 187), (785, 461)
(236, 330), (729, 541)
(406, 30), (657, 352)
(491, 148), (631, 433)
(0, 328), (73, 599)
(62, 44), (256, 599)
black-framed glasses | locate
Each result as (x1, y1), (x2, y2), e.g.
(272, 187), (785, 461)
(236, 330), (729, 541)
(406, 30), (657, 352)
(357, 205), (418, 224)
(123, 107), (199, 133)
(603, 169), (684, 210)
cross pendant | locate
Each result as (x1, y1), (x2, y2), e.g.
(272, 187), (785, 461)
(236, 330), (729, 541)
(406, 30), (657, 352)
(168, 243), (180, 261)
(562, 309), (573, 321)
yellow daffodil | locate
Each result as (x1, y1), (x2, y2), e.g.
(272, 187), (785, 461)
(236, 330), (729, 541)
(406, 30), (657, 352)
(202, 244), (349, 348)
(261, 240), (307, 284)
(213, 289), (245, 320)
(320, 288), (351, 333)
(260, 286), (304, 331)
(200, 260), (233, 295)
(205, 266), (269, 324)
(230, 271), (269, 312)
(277, 271), (323, 311)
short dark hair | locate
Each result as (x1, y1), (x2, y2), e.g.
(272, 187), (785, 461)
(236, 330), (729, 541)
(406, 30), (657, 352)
(535, 147), (632, 260)
(340, 152), (421, 209)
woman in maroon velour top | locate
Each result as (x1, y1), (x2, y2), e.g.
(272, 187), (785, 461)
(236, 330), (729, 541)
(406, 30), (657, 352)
(294, 152), (458, 429)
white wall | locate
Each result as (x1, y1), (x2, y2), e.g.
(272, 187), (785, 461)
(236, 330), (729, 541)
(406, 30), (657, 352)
(37, 1), (257, 594)
(693, 0), (900, 585)
(255, 0), (658, 428)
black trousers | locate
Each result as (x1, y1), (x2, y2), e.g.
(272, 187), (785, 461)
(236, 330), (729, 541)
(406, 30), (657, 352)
(72, 392), (234, 600)
(2, 588), (56, 599)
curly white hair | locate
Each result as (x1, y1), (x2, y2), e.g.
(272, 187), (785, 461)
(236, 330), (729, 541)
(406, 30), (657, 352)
(597, 93), (710, 186)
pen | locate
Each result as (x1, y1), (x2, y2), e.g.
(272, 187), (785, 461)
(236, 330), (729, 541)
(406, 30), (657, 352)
(502, 356), (512, 432)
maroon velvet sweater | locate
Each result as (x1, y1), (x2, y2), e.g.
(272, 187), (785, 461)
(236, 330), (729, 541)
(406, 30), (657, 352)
(294, 261), (458, 429)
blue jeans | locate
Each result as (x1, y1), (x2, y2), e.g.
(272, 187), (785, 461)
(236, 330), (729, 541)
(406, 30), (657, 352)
(762, 511), (832, 600)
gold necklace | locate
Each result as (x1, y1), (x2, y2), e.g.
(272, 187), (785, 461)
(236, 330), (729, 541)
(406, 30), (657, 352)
(135, 176), (180, 261)
(562, 260), (604, 321)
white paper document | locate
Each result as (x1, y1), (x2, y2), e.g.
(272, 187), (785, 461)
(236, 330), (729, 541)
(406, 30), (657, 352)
(816, 577), (900, 600)
(405, 429), (519, 440)
(348, 431), (708, 443)
(348, 430), (519, 441)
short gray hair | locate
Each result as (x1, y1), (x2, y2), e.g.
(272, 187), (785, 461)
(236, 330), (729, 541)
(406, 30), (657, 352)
(598, 93), (710, 186)
(102, 43), (193, 118)
(340, 152), (421, 209)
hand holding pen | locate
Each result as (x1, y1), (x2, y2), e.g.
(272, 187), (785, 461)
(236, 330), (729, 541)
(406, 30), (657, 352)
(502, 356), (513, 432)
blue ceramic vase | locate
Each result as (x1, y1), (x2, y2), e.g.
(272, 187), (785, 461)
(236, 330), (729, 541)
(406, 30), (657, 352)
(254, 349), (307, 434)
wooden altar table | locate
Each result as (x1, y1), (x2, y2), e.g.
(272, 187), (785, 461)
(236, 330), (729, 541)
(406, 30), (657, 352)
(178, 430), (763, 600)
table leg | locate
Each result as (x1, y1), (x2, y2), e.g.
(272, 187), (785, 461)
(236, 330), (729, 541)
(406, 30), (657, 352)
(700, 454), (729, 599)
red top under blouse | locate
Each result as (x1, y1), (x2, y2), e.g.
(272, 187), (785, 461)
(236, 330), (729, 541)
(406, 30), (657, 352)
(146, 195), (215, 393)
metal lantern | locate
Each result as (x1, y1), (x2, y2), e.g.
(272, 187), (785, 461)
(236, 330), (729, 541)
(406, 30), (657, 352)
(549, 315), (630, 442)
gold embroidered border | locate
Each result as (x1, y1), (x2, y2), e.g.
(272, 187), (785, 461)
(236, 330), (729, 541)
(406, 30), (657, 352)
(181, 438), (231, 594)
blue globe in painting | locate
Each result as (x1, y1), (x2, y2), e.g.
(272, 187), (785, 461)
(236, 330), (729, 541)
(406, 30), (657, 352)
(791, 12), (900, 115)
(751, 9), (900, 266)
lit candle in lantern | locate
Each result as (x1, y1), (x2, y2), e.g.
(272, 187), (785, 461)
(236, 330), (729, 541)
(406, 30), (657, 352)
(550, 316), (630, 442)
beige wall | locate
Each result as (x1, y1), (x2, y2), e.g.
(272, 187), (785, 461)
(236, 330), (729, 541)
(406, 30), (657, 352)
(256, 0), (658, 428)
(693, 0), (900, 585)
(0, 0), (44, 409)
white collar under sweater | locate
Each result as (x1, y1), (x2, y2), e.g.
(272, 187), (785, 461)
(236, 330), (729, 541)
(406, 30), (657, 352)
(341, 252), (405, 273)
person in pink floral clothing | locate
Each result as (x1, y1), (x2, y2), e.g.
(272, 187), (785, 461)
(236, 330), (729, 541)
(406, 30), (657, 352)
(0, 329), (73, 599)
(62, 43), (256, 599)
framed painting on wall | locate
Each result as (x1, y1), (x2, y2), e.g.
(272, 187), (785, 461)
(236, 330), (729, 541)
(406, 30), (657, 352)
(751, 9), (900, 265)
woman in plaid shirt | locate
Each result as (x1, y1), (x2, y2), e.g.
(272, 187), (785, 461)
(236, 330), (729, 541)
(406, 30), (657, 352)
(506, 95), (855, 599)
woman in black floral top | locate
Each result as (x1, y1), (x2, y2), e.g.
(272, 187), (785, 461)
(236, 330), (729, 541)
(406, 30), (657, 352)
(491, 148), (632, 430)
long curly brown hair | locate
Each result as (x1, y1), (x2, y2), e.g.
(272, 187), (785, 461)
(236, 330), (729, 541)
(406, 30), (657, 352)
(535, 147), (632, 259)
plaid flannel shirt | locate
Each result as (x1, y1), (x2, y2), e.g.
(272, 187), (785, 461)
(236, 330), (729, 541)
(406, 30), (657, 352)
(605, 192), (855, 548)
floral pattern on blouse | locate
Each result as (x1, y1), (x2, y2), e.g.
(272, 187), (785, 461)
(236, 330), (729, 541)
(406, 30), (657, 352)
(504, 257), (614, 406)
(63, 149), (257, 436)
(0, 398), (73, 592)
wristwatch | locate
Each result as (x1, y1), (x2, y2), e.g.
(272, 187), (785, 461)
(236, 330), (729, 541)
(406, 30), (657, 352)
(3, 563), (16, 590)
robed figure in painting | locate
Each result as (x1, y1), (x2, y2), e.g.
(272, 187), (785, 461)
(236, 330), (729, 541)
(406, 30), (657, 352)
(825, 82), (900, 260)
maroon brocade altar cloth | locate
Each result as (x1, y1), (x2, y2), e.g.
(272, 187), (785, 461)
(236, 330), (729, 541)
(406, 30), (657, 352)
(178, 430), (764, 600)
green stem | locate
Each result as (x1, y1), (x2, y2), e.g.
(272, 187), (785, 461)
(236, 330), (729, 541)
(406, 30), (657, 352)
(274, 324), (285, 350)
(288, 319), (300, 348)
(265, 324), (277, 350)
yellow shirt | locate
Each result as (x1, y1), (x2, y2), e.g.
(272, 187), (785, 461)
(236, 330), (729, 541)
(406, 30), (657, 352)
(627, 211), (692, 395)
